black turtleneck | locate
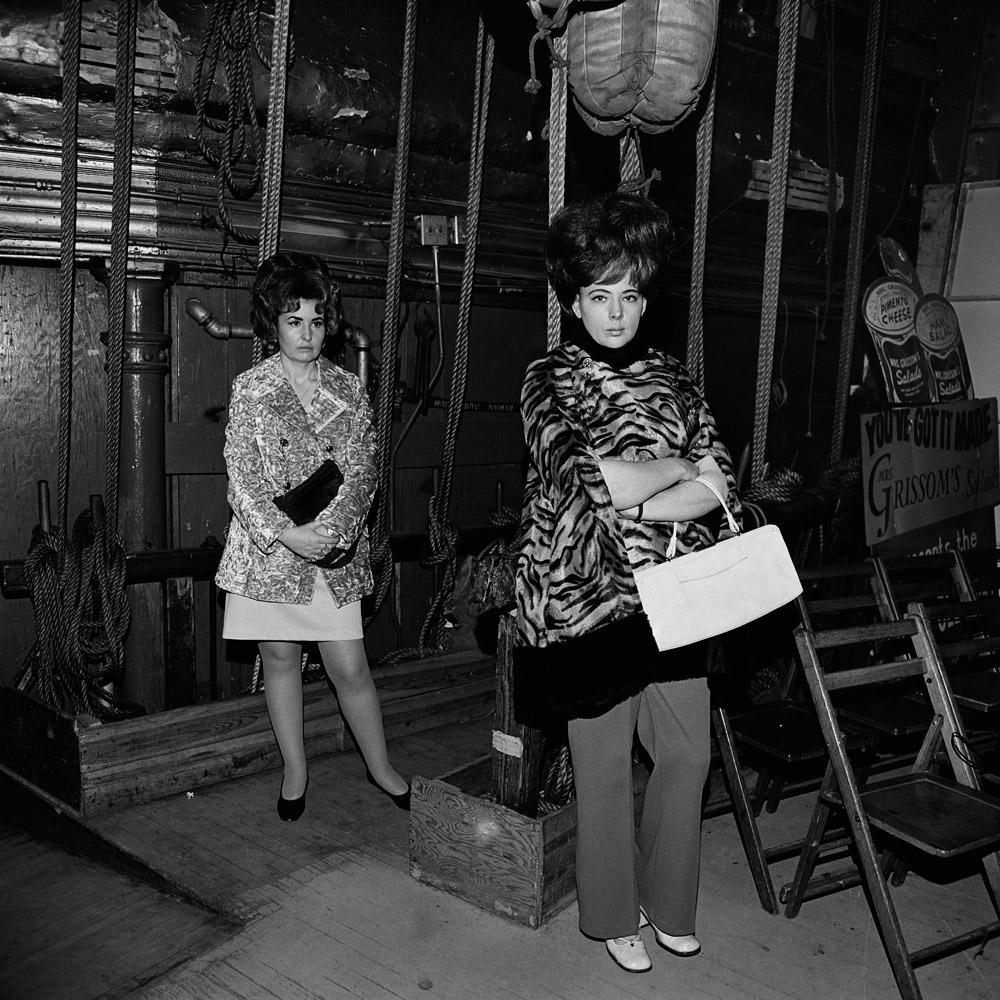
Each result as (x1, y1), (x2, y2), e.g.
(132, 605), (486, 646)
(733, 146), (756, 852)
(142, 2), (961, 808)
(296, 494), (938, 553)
(568, 324), (652, 371)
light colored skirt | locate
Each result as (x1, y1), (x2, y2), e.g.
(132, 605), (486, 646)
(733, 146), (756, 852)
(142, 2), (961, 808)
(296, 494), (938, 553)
(222, 572), (363, 642)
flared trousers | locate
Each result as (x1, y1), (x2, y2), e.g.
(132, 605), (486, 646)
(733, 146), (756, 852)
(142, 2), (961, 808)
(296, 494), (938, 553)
(567, 676), (711, 940)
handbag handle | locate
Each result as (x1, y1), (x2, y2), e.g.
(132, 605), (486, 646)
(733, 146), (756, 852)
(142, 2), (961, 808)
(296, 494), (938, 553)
(665, 475), (739, 559)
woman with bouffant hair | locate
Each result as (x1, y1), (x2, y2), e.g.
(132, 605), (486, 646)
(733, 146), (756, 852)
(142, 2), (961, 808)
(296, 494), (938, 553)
(216, 252), (409, 821)
(514, 193), (740, 972)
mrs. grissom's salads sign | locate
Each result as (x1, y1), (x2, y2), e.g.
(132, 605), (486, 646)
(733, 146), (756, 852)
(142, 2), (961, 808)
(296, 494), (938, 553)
(862, 279), (972, 405)
(861, 399), (1000, 546)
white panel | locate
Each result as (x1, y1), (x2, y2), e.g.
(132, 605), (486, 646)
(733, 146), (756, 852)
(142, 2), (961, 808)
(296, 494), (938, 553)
(950, 184), (1000, 298)
(952, 299), (1000, 537)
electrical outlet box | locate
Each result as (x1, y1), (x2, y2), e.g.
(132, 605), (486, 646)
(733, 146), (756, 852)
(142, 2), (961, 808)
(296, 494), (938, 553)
(415, 214), (449, 246)
(450, 215), (467, 245)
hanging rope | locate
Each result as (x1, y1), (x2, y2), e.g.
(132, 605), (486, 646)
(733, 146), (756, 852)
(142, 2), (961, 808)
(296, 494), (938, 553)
(57, 0), (82, 535)
(367, 0), (420, 626)
(829, 0), (885, 462)
(750, 0), (800, 484)
(194, 0), (294, 248)
(546, 28), (569, 350)
(618, 127), (642, 187)
(104, 0), (139, 531)
(414, 19), (496, 655)
(686, 69), (717, 394)
(252, 0), (293, 366)
(18, 0), (138, 722)
(524, 0), (571, 98)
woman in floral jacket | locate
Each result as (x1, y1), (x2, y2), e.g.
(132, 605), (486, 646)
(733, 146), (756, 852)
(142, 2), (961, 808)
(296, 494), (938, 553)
(215, 253), (409, 820)
(514, 193), (739, 973)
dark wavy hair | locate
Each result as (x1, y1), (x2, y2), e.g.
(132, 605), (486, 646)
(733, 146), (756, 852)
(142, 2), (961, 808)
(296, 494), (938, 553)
(251, 252), (344, 352)
(545, 192), (674, 311)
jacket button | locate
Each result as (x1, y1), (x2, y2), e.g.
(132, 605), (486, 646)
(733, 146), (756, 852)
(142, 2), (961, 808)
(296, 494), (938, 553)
(280, 438), (288, 447)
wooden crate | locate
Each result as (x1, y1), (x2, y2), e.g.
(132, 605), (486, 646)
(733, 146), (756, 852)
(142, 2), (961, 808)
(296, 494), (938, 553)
(0, 649), (493, 818)
(409, 755), (649, 928)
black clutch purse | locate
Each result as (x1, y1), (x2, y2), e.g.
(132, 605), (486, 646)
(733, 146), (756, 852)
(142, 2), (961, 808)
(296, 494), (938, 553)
(273, 460), (358, 568)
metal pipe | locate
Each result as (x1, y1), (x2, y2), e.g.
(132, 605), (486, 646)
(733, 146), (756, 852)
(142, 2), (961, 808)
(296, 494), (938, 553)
(185, 297), (254, 339)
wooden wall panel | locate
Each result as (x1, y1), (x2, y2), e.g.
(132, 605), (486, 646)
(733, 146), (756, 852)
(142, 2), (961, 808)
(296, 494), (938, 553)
(0, 264), (107, 685)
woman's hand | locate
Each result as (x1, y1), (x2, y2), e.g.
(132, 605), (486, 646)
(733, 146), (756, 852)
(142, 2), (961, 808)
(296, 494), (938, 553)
(278, 521), (336, 561)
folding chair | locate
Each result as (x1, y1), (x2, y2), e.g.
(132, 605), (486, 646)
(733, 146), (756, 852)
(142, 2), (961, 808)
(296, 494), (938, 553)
(712, 562), (880, 914)
(782, 606), (1000, 1000)
(837, 552), (979, 752)
(910, 595), (1000, 792)
(958, 546), (1000, 600)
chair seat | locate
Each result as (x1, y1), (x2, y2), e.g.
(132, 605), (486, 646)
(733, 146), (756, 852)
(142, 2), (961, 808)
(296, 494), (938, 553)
(839, 692), (931, 737)
(731, 702), (873, 764)
(859, 771), (1000, 857)
(949, 671), (1000, 713)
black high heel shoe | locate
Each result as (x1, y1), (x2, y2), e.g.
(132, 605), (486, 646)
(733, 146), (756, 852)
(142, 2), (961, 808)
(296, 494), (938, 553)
(365, 770), (411, 811)
(277, 776), (308, 822)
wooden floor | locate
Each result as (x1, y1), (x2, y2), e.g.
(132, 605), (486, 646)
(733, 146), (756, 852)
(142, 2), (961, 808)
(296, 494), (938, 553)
(3, 714), (999, 1000)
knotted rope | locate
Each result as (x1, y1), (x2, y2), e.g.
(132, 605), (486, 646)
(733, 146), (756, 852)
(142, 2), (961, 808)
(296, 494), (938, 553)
(195, 0), (294, 249)
(829, 0), (885, 462)
(524, 0), (570, 97)
(750, 0), (800, 484)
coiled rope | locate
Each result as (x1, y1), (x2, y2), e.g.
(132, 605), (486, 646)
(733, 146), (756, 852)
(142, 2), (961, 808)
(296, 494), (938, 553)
(20, 500), (134, 720)
(829, 0), (885, 462)
(367, 0), (420, 626)
(750, 0), (800, 484)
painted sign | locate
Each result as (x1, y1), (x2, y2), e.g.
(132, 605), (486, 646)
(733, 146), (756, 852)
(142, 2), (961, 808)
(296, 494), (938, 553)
(861, 398), (1000, 546)
(912, 293), (973, 401)
(862, 279), (935, 405)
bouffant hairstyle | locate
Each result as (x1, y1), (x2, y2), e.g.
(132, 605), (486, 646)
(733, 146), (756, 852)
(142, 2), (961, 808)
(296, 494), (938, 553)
(251, 252), (343, 351)
(545, 192), (674, 311)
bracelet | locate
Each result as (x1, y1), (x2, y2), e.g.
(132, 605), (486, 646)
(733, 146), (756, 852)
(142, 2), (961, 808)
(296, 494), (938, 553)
(636, 502), (644, 521)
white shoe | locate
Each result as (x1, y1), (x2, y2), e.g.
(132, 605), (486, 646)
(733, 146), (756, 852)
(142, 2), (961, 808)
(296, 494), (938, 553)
(639, 906), (701, 957)
(605, 933), (652, 973)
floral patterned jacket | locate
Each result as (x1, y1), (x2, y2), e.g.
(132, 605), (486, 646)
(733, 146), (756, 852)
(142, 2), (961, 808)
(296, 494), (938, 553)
(214, 353), (376, 606)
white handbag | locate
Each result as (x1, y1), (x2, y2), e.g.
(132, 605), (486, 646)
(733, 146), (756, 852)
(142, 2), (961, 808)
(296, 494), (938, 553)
(633, 478), (802, 652)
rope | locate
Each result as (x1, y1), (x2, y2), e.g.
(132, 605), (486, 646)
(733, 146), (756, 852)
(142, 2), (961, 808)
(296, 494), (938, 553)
(105, 0), (138, 532)
(686, 69), (717, 393)
(367, 0), (419, 626)
(618, 127), (642, 187)
(524, 0), (570, 97)
(416, 20), (495, 655)
(252, 0), (293, 366)
(829, 0), (885, 462)
(194, 0), (289, 247)
(750, 0), (800, 484)
(19, 500), (135, 721)
(57, 0), (82, 535)
(546, 29), (568, 350)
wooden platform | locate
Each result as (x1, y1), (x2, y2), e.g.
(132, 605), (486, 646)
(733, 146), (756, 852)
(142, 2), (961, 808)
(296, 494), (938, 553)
(0, 648), (493, 818)
(3, 713), (997, 1000)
